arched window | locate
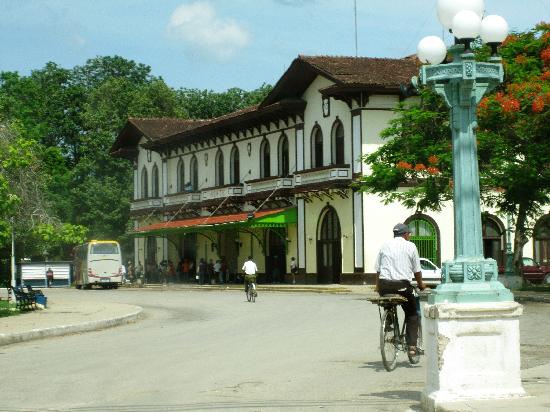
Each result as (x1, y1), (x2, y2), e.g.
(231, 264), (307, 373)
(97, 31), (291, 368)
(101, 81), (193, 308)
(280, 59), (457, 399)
(278, 134), (290, 177)
(406, 216), (440, 265)
(331, 120), (345, 165)
(311, 126), (323, 168)
(215, 150), (224, 186)
(260, 139), (271, 178)
(140, 167), (148, 199)
(177, 159), (185, 192)
(190, 156), (199, 191)
(230, 146), (240, 185)
(151, 164), (160, 197)
(534, 215), (550, 265)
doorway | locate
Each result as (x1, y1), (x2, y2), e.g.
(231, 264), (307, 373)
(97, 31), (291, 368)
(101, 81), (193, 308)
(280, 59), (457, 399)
(316, 207), (342, 284)
(265, 229), (286, 283)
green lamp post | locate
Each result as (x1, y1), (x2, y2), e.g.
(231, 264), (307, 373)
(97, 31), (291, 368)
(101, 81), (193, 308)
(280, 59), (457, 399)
(416, 2), (512, 304)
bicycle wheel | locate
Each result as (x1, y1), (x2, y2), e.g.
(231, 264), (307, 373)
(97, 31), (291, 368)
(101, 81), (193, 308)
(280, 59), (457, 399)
(246, 283), (252, 302)
(380, 308), (399, 371)
(251, 283), (256, 303)
(407, 321), (422, 364)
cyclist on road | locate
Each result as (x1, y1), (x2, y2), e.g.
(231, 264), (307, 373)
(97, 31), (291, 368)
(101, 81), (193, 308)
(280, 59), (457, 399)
(375, 223), (427, 357)
(242, 256), (258, 294)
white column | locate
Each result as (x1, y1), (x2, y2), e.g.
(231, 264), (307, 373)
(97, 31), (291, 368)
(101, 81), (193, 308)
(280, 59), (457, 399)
(352, 112), (362, 174)
(133, 166), (138, 200)
(297, 198), (306, 269)
(353, 191), (364, 270)
(296, 126), (304, 171)
(162, 159), (168, 197)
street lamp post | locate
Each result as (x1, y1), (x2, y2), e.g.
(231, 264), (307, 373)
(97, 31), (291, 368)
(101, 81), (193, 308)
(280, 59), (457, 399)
(416, 1), (524, 409)
(504, 214), (514, 276)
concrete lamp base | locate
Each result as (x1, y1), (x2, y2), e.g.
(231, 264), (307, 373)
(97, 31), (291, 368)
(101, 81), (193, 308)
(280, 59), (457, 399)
(421, 301), (525, 411)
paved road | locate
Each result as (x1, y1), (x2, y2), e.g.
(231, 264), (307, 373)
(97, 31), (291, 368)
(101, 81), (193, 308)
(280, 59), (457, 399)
(2, 289), (550, 411)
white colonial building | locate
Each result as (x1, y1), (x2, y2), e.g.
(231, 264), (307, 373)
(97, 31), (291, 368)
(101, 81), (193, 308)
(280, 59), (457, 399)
(110, 55), (550, 284)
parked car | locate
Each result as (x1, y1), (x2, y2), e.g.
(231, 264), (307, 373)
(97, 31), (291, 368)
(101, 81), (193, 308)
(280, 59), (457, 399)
(499, 257), (550, 285)
(418, 257), (442, 286)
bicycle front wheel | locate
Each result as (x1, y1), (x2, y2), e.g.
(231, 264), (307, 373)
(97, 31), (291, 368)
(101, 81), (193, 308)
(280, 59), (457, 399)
(251, 283), (256, 303)
(380, 308), (399, 372)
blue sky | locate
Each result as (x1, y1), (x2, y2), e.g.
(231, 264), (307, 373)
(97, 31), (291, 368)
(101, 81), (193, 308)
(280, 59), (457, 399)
(1, 0), (548, 91)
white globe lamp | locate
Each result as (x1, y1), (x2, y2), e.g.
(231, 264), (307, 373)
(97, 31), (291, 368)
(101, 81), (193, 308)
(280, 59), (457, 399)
(417, 36), (447, 65)
(452, 10), (482, 40)
(480, 15), (509, 55)
(437, 0), (485, 30)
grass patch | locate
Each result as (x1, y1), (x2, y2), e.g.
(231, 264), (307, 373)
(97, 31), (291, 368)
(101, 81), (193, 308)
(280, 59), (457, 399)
(0, 299), (20, 318)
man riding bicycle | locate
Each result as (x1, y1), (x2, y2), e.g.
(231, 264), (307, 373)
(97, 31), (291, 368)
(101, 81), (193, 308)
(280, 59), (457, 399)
(375, 223), (427, 357)
(242, 256), (258, 294)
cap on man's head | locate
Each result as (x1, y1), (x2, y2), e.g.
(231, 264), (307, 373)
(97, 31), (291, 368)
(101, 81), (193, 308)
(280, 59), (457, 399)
(393, 223), (411, 236)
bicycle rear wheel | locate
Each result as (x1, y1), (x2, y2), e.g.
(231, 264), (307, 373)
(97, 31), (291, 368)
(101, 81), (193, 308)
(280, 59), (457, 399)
(246, 283), (252, 302)
(380, 308), (399, 371)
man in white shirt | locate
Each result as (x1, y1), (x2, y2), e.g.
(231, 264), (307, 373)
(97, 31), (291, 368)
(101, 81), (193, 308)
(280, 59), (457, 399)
(242, 256), (258, 294)
(375, 223), (426, 356)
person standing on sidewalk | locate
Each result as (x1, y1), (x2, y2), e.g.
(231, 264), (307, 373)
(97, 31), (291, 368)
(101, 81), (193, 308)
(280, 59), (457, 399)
(198, 258), (206, 286)
(214, 259), (223, 284)
(290, 257), (298, 284)
(46, 267), (54, 288)
(375, 223), (426, 357)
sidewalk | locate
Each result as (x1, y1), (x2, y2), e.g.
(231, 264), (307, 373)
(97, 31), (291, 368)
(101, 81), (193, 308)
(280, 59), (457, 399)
(0, 288), (142, 347)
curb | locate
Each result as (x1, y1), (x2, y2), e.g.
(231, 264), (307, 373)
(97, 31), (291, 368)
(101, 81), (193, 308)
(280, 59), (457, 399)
(514, 295), (550, 304)
(0, 306), (143, 347)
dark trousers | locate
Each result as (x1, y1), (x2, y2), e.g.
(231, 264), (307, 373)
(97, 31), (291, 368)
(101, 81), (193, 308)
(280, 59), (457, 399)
(378, 279), (418, 347)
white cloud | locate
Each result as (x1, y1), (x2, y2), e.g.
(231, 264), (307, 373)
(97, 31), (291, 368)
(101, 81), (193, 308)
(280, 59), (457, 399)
(167, 1), (250, 61)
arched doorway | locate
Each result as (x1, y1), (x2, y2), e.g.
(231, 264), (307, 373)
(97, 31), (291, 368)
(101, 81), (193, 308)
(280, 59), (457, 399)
(145, 236), (157, 282)
(317, 207), (342, 284)
(482, 215), (504, 266)
(534, 215), (550, 265)
(406, 216), (440, 265)
(265, 229), (286, 283)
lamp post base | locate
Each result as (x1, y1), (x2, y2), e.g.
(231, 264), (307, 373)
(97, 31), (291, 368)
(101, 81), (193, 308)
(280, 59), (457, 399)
(430, 258), (514, 304)
(422, 301), (525, 412)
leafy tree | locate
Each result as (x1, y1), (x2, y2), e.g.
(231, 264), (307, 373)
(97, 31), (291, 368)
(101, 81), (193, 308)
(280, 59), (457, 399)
(360, 23), (550, 274)
(177, 84), (272, 119)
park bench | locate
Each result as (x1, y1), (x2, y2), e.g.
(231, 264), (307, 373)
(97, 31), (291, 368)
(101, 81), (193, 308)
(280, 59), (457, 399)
(7, 286), (37, 310)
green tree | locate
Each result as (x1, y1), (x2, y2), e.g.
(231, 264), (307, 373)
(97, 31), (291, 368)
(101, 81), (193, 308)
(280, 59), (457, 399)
(360, 23), (550, 274)
(177, 84), (272, 119)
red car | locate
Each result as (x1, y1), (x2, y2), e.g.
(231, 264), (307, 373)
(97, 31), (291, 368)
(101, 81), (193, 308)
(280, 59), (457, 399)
(500, 257), (550, 284)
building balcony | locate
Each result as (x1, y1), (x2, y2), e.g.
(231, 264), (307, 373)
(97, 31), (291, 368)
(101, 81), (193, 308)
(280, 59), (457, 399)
(164, 191), (202, 208)
(130, 197), (163, 212)
(245, 176), (294, 194)
(201, 185), (245, 201)
(294, 165), (352, 187)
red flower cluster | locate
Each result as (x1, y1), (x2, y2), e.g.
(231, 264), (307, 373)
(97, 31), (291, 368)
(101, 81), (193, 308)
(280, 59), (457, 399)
(542, 46), (550, 66)
(396, 161), (412, 170)
(515, 54), (528, 64)
(428, 155), (439, 165)
(495, 92), (521, 113)
(532, 96), (545, 113)
(541, 71), (550, 81)
(426, 167), (440, 175)
(414, 163), (426, 171)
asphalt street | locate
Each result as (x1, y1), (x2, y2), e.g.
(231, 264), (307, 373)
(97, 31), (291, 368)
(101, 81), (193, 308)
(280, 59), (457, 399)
(2, 288), (550, 411)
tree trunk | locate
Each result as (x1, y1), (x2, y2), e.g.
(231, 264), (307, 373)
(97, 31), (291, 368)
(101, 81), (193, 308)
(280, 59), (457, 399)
(512, 203), (529, 277)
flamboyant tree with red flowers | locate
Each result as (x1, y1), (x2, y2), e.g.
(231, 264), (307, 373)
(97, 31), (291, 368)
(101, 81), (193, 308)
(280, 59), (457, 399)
(360, 23), (550, 275)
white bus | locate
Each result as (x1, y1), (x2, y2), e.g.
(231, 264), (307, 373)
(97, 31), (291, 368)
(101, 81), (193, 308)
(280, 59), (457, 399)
(73, 240), (123, 289)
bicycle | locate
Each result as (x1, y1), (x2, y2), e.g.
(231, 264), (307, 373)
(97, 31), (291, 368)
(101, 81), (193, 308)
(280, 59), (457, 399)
(245, 276), (257, 303)
(367, 289), (423, 372)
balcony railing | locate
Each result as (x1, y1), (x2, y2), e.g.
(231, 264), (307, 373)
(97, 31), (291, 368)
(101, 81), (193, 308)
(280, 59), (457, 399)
(130, 197), (163, 212)
(201, 185), (245, 201)
(245, 176), (294, 194)
(164, 192), (202, 207)
(294, 165), (351, 186)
